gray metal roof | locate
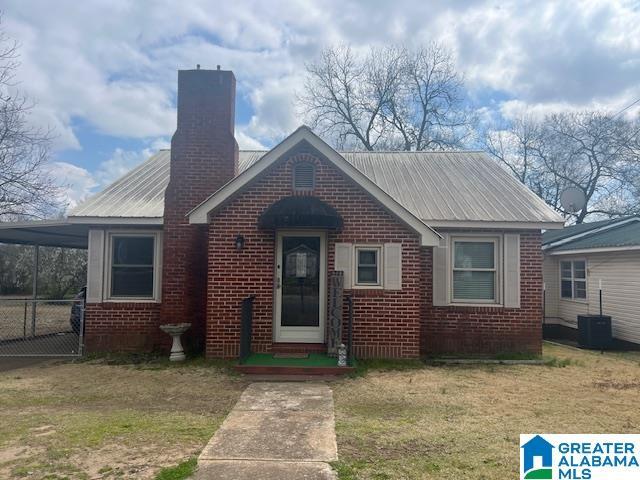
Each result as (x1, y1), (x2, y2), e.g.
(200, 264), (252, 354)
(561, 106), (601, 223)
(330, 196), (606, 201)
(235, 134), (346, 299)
(69, 149), (562, 225)
(544, 217), (640, 251)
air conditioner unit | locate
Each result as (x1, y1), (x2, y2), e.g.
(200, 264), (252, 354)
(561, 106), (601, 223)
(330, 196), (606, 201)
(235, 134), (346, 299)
(577, 315), (612, 349)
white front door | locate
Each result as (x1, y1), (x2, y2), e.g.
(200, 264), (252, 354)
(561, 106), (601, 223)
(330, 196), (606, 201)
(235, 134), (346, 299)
(274, 231), (326, 343)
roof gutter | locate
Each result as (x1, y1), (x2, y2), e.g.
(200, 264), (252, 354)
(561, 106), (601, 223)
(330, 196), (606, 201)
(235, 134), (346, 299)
(549, 245), (640, 255)
(67, 216), (163, 226)
(426, 220), (564, 230)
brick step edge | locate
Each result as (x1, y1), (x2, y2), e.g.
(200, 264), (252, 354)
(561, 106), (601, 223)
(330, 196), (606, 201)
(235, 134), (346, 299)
(235, 365), (355, 375)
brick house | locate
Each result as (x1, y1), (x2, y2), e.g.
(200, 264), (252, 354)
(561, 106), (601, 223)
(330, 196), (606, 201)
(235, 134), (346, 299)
(0, 67), (564, 360)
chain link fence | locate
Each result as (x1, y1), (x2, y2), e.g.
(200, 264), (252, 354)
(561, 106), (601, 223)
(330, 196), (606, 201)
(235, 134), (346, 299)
(0, 299), (84, 356)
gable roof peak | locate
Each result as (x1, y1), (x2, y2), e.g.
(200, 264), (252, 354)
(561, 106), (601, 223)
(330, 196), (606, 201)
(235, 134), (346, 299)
(187, 125), (442, 246)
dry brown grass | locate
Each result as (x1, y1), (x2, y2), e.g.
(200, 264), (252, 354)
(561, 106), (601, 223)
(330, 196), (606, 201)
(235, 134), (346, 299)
(0, 358), (247, 479)
(1, 343), (639, 480)
(332, 343), (640, 479)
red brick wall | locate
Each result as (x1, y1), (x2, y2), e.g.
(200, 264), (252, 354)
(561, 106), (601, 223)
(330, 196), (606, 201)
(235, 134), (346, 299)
(206, 148), (423, 359)
(421, 230), (543, 355)
(84, 302), (162, 352)
(160, 69), (238, 352)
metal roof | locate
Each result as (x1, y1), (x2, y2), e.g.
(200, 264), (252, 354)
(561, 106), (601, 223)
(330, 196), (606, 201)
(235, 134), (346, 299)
(69, 149), (563, 226)
(0, 220), (89, 248)
(542, 217), (623, 245)
(544, 217), (640, 251)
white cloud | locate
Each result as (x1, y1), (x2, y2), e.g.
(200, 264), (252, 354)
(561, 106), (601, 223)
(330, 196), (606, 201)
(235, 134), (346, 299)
(93, 147), (154, 187)
(236, 129), (267, 150)
(1, 0), (639, 168)
(246, 75), (305, 143)
(49, 162), (97, 211)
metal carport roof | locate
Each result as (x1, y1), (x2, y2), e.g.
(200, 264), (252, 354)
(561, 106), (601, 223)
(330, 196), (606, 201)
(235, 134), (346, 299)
(0, 220), (89, 249)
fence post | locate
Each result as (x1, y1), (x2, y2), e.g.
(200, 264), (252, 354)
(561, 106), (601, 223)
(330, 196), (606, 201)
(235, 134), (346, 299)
(23, 300), (27, 339)
(346, 294), (354, 366)
(78, 302), (85, 356)
(31, 244), (39, 337)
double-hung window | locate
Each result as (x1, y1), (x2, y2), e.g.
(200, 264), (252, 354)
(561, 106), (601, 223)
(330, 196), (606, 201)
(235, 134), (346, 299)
(354, 246), (382, 287)
(560, 260), (586, 300)
(452, 238), (499, 303)
(108, 234), (158, 300)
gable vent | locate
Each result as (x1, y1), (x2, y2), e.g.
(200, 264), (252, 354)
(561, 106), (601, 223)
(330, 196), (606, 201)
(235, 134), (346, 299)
(293, 162), (315, 191)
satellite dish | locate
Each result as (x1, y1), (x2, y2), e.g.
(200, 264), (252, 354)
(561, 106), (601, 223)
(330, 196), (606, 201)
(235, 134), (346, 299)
(560, 187), (586, 213)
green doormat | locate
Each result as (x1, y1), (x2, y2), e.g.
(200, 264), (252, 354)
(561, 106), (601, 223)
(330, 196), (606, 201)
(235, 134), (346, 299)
(273, 353), (309, 359)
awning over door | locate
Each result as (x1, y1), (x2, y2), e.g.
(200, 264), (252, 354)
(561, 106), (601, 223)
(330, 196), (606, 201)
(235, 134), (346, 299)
(258, 196), (343, 231)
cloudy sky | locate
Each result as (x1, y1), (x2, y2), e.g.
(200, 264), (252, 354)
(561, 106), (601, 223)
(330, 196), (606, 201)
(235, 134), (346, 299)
(2, 0), (639, 209)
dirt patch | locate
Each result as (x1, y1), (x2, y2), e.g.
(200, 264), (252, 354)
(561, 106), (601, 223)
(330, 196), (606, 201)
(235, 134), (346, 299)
(70, 443), (200, 480)
(0, 359), (247, 479)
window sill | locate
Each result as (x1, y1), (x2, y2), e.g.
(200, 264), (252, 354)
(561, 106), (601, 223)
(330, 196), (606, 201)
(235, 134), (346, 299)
(351, 284), (384, 290)
(442, 302), (504, 308)
(104, 298), (160, 304)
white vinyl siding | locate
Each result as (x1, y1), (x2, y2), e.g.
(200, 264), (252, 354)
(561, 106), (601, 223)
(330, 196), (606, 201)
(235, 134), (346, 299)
(543, 256), (559, 318)
(543, 251), (640, 344)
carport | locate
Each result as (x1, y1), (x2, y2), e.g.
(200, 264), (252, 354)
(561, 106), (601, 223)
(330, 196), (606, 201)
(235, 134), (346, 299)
(0, 220), (88, 357)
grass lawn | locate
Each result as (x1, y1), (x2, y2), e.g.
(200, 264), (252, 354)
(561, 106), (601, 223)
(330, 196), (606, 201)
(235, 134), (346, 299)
(332, 342), (640, 479)
(0, 357), (247, 479)
(1, 343), (639, 479)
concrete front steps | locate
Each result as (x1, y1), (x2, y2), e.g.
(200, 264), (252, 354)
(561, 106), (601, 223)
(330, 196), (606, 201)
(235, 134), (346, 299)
(235, 352), (355, 376)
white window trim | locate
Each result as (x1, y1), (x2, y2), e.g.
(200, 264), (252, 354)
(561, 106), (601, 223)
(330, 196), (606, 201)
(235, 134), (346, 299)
(450, 235), (502, 305)
(559, 258), (588, 303)
(353, 245), (383, 289)
(104, 230), (163, 303)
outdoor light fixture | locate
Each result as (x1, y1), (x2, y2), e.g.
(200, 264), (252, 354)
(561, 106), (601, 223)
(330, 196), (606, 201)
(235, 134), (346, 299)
(235, 234), (245, 251)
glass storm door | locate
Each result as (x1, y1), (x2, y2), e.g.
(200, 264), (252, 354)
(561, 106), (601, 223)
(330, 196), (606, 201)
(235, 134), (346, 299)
(275, 232), (326, 343)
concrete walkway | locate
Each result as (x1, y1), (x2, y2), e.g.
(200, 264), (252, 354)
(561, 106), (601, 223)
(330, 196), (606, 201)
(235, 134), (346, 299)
(194, 382), (337, 479)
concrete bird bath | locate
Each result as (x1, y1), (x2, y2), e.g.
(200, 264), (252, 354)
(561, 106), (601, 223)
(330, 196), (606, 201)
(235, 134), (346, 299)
(160, 323), (191, 361)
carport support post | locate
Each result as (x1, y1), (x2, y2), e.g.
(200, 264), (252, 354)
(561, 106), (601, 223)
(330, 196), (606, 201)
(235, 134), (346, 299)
(31, 244), (39, 337)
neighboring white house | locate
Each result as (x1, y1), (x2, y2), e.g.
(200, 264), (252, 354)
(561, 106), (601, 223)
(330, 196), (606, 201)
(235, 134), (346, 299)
(542, 216), (640, 345)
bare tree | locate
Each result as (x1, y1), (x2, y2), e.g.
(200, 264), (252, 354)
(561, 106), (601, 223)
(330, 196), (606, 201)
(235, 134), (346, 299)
(0, 15), (60, 221)
(484, 111), (640, 223)
(0, 244), (86, 298)
(300, 43), (474, 151)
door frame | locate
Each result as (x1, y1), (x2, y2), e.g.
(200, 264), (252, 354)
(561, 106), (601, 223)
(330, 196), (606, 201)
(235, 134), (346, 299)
(274, 230), (327, 343)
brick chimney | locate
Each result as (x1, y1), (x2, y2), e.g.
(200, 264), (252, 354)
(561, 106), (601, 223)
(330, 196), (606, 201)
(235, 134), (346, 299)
(159, 67), (238, 351)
